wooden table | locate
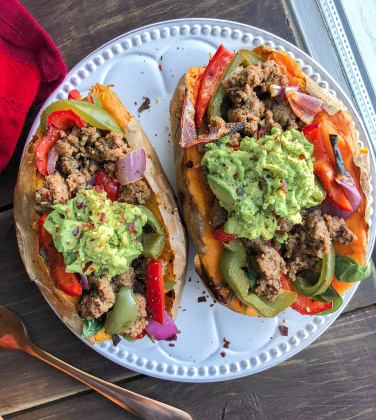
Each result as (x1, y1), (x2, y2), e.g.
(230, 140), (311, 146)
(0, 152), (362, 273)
(1, 1), (375, 418)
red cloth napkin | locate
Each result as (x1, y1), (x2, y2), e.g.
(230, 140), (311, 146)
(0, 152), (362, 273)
(0, 0), (67, 171)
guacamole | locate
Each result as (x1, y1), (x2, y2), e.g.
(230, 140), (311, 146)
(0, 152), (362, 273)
(44, 189), (147, 277)
(202, 127), (324, 241)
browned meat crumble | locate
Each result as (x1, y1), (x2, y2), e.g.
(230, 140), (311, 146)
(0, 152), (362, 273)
(112, 267), (136, 293)
(35, 125), (151, 212)
(218, 60), (304, 136)
(243, 237), (287, 302)
(118, 179), (151, 204)
(284, 210), (357, 282)
(78, 276), (116, 320)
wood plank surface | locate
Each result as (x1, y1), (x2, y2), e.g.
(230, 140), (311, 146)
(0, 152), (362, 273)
(0, 0), (296, 210)
(6, 308), (376, 420)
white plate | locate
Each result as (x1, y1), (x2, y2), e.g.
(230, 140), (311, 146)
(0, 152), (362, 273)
(25, 19), (376, 383)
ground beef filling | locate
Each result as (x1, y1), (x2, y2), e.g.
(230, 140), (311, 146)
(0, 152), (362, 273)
(78, 267), (149, 336)
(35, 125), (151, 211)
(243, 238), (287, 302)
(284, 210), (357, 282)
(78, 276), (116, 320)
(235, 210), (357, 301)
(218, 60), (304, 137)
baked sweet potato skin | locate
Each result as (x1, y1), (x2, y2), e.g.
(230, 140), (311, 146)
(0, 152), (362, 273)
(169, 47), (371, 316)
(14, 84), (188, 341)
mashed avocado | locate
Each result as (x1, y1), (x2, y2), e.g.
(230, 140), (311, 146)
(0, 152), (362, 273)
(44, 189), (147, 277)
(202, 127), (324, 241)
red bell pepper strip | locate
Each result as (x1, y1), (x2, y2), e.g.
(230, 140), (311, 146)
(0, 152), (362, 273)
(46, 109), (85, 132)
(94, 168), (119, 202)
(35, 125), (60, 176)
(68, 89), (81, 100)
(280, 273), (332, 315)
(212, 224), (237, 242)
(38, 214), (82, 297)
(146, 259), (165, 324)
(302, 123), (352, 212)
(194, 45), (235, 128)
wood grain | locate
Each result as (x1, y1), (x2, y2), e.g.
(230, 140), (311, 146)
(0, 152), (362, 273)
(0, 0), (295, 210)
(5, 308), (376, 420)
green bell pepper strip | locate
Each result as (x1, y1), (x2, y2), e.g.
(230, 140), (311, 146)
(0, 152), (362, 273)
(335, 253), (371, 283)
(138, 206), (167, 259)
(207, 50), (264, 124)
(40, 100), (123, 134)
(105, 286), (138, 334)
(291, 244), (335, 297)
(314, 286), (343, 315)
(219, 240), (296, 318)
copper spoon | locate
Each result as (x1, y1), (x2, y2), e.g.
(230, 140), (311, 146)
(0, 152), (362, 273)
(0, 306), (192, 420)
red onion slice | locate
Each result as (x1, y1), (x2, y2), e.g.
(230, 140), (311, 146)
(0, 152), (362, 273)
(182, 122), (244, 149)
(285, 90), (324, 124)
(80, 274), (89, 290)
(330, 134), (362, 214)
(318, 195), (352, 220)
(145, 310), (177, 341)
(46, 145), (59, 175)
(115, 149), (146, 185)
(86, 175), (96, 186)
(179, 88), (197, 148)
(269, 84), (299, 102)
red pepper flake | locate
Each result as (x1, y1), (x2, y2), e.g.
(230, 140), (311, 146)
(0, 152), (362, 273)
(72, 227), (79, 236)
(87, 222), (95, 230)
(129, 221), (137, 233)
(275, 230), (284, 235)
(223, 337), (230, 348)
(220, 351), (226, 358)
(138, 97), (151, 113)
(120, 214), (126, 222)
(279, 326), (289, 336)
(232, 172), (239, 178)
(168, 343), (175, 347)
(185, 160), (194, 168)
(198, 296), (207, 303)
(76, 201), (88, 209)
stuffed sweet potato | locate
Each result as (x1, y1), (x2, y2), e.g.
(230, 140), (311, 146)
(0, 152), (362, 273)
(14, 84), (187, 343)
(170, 45), (370, 318)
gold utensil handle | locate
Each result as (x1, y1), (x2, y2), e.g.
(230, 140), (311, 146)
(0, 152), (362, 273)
(25, 342), (192, 420)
